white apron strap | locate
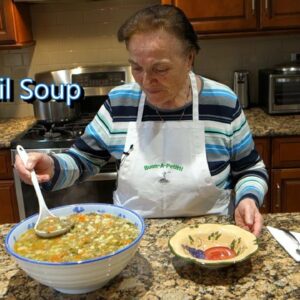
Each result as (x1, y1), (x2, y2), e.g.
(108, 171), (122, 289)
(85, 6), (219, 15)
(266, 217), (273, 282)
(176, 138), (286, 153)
(189, 71), (199, 121)
(137, 92), (146, 123)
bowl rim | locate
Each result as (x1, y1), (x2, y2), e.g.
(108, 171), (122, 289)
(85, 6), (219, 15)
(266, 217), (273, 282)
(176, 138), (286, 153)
(5, 203), (145, 266)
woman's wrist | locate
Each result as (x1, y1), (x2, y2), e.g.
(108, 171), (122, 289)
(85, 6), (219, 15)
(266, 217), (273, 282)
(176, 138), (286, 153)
(236, 195), (260, 209)
(43, 154), (61, 190)
(47, 154), (55, 181)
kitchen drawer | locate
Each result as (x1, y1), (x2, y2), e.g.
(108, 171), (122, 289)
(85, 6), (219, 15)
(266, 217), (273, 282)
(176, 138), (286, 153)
(271, 168), (300, 212)
(272, 136), (300, 168)
(0, 150), (13, 179)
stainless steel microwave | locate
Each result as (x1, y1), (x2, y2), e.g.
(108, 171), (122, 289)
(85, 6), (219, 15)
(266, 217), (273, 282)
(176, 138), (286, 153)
(258, 65), (300, 114)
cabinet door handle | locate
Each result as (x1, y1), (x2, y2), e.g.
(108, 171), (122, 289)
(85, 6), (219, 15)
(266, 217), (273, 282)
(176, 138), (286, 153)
(265, 0), (269, 10)
(252, 0), (256, 15)
(276, 183), (281, 209)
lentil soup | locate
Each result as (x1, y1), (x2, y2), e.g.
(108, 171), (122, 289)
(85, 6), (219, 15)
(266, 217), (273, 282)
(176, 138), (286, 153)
(14, 213), (139, 263)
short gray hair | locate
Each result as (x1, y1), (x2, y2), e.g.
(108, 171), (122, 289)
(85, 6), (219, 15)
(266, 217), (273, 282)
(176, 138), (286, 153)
(117, 4), (200, 55)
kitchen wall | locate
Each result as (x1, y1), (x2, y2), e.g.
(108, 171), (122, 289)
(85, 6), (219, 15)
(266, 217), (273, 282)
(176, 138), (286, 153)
(195, 35), (300, 105)
(0, 0), (300, 118)
(0, 0), (159, 118)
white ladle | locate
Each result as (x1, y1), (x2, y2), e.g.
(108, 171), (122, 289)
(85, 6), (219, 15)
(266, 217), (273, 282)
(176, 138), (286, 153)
(16, 145), (73, 238)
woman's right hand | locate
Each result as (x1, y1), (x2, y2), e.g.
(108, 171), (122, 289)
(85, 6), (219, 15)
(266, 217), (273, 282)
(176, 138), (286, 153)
(14, 152), (55, 185)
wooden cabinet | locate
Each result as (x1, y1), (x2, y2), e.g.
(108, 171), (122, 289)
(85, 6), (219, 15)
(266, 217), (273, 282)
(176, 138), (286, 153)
(271, 137), (300, 168)
(0, 0), (34, 48)
(161, 0), (300, 37)
(254, 136), (270, 168)
(271, 169), (300, 212)
(0, 150), (19, 224)
(0, 149), (13, 179)
(254, 137), (270, 213)
(260, 0), (300, 30)
(161, 0), (257, 34)
(271, 136), (300, 213)
(0, 180), (18, 224)
(254, 136), (300, 213)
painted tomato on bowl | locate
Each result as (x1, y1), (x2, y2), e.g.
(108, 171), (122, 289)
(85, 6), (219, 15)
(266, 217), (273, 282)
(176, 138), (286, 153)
(204, 246), (236, 260)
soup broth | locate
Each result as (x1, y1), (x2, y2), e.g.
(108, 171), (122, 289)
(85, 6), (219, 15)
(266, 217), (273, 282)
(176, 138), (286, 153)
(14, 213), (139, 263)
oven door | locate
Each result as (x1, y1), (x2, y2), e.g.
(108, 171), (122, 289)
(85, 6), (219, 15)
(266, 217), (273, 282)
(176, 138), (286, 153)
(269, 74), (300, 114)
(11, 149), (116, 220)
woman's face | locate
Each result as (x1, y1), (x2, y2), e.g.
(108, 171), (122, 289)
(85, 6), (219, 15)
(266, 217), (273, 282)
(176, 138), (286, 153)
(127, 30), (193, 108)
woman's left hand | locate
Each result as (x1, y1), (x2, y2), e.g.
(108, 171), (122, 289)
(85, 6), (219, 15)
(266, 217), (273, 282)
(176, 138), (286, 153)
(234, 198), (263, 237)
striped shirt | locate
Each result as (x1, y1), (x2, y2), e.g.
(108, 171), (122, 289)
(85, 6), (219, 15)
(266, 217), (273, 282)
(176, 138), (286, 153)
(47, 76), (268, 208)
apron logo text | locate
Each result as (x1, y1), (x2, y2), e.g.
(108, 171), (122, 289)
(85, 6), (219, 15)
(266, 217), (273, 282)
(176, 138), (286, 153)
(144, 163), (183, 172)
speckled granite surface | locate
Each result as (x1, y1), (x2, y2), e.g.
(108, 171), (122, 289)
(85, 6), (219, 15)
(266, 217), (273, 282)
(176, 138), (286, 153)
(244, 108), (300, 137)
(1, 214), (299, 299)
(0, 118), (36, 149)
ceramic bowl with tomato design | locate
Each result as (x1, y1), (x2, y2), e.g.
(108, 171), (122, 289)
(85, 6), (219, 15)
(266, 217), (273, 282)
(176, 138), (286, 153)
(169, 223), (258, 269)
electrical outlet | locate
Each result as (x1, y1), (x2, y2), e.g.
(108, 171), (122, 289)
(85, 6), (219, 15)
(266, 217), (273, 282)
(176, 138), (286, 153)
(291, 53), (300, 62)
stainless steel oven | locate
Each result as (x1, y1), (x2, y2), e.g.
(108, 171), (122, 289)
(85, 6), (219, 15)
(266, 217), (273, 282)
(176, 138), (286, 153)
(11, 65), (134, 220)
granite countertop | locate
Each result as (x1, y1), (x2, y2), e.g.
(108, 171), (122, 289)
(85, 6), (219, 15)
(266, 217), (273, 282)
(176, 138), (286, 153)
(0, 109), (300, 150)
(244, 108), (300, 137)
(1, 213), (299, 299)
(0, 117), (36, 149)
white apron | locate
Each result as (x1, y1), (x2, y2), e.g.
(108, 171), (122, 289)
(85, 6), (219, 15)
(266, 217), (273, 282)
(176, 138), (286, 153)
(113, 72), (232, 218)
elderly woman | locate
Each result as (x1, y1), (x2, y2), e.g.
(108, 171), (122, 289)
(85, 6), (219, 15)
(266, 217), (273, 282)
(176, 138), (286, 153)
(15, 5), (268, 236)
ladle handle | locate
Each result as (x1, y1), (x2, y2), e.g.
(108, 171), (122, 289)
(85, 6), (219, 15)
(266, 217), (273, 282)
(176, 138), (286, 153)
(16, 145), (51, 216)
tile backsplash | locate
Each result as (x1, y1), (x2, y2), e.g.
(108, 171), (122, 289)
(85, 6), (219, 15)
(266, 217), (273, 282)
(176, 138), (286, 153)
(0, 0), (300, 118)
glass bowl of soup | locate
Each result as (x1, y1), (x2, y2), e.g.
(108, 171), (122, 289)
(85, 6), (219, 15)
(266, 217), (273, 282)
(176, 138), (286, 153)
(5, 203), (145, 294)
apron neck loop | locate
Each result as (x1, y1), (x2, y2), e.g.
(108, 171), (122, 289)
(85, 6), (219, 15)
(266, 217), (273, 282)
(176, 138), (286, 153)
(137, 92), (146, 123)
(189, 71), (199, 121)
(137, 71), (199, 123)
